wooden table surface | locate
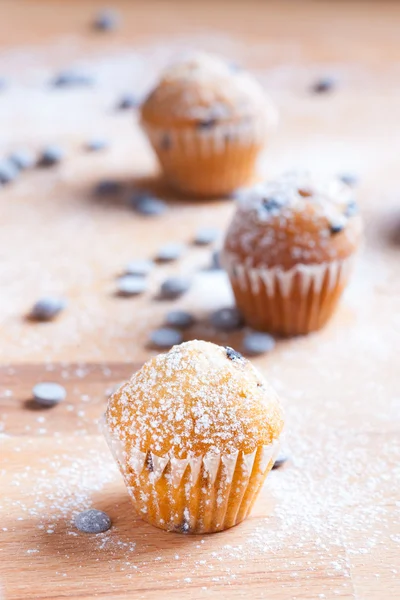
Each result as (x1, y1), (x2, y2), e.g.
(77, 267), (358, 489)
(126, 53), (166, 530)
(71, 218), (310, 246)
(1, 1), (400, 599)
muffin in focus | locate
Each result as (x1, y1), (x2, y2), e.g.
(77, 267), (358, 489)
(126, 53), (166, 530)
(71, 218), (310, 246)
(222, 172), (363, 335)
(140, 52), (278, 198)
(103, 340), (284, 534)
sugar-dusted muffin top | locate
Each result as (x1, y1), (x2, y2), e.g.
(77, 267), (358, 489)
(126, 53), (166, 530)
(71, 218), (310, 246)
(105, 340), (284, 459)
(140, 52), (278, 128)
(223, 172), (363, 270)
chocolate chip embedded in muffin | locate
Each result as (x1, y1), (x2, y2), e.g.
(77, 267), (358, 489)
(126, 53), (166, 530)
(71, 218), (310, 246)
(225, 346), (244, 362)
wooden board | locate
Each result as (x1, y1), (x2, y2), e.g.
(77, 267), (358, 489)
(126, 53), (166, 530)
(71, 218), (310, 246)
(1, 1), (400, 599)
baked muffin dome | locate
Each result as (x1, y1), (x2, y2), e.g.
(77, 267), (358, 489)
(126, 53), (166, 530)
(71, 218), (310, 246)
(224, 172), (362, 271)
(106, 340), (283, 459)
(141, 51), (277, 128)
(140, 52), (278, 198)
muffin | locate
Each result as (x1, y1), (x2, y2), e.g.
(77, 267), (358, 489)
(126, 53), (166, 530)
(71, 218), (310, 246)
(222, 172), (363, 335)
(103, 340), (284, 534)
(140, 52), (278, 197)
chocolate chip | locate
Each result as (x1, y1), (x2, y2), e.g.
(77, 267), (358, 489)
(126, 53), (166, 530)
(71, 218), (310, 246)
(226, 346), (244, 362)
(330, 223), (345, 234)
(30, 297), (67, 321)
(194, 227), (219, 246)
(85, 138), (109, 152)
(165, 310), (195, 329)
(262, 197), (284, 211)
(160, 277), (191, 299)
(345, 200), (358, 217)
(197, 118), (217, 130)
(149, 328), (183, 349)
(51, 71), (94, 87)
(124, 259), (154, 277)
(311, 76), (336, 94)
(32, 382), (66, 407)
(339, 173), (359, 187)
(145, 453), (154, 472)
(156, 243), (185, 263)
(211, 307), (243, 332)
(130, 191), (167, 216)
(117, 93), (140, 110)
(272, 453), (289, 470)
(160, 134), (171, 151)
(0, 159), (18, 184)
(173, 521), (190, 534)
(74, 509), (112, 533)
(94, 179), (122, 196)
(8, 149), (35, 170)
(116, 275), (147, 297)
(93, 9), (120, 31)
(242, 332), (275, 356)
(210, 249), (222, 270)
(37, 146), (64, 167)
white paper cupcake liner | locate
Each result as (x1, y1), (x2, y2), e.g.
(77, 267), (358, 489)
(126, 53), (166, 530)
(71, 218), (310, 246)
(141, 111), (276, 197)
(222, 253), (355, 335)
(103, 419), (279, 533)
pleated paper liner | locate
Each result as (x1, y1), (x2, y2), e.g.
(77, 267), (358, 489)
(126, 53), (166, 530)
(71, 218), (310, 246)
(222, 253), (355, 336)
(142, 117), (269, 198)
(104, 421), (279, 534)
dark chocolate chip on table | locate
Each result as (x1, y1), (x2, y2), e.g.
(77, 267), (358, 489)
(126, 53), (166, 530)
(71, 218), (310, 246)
(242, 332), (275, 356)
(149, 328), (183, 349)
(0, 159), (19, 184)
(156, 242), (185, 263)
(85, 138), (109, 152)
(37, 145), (64, 167)
(8, 149), (35, 170)
(51, 71), (94, 87)
(75, 509), (112, 534)
(93, 9), (121, 31)
(194, 227), (220, 246)
(272, 453), (289, 470)
(339, 173), (359, 187)
(160, 277), (191, 299)
(211, 307), (244, 332)
(130, 191), (167, 216)
(210, 249), (222, 270)
(165, 310), (195, 329)
(94, 179), (122, 196)
(116, 275), (147, 297)
(124, 259), (154, 277)
(32, 382), (67, 407)
(226, 346), (244, 362)
(117, 93), (140, 110)
(311, 76), (336, 94)
(30, 296), (67, 321)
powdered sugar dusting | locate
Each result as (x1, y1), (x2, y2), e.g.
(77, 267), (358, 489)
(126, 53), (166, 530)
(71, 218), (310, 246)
(106, 340), (284, 458)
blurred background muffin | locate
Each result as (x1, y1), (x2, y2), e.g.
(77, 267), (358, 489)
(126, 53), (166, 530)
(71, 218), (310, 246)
(222, 172), (363, 335)
(140, 52), (278, 198)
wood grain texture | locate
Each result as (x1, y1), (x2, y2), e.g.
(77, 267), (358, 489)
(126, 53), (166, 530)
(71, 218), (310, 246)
(1, 1), (400, 599)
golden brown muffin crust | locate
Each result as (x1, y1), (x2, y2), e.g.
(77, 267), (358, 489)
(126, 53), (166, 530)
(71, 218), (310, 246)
(105, 340), (284, 459)
(223, 172), (363, 270)
(140, 52), (277, 129)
